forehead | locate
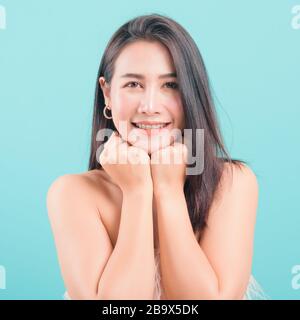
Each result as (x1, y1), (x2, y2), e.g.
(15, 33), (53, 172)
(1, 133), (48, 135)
(114, 40), (175, 77)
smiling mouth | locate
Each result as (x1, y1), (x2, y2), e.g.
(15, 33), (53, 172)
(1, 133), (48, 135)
(131, 122), (171, 129)
(131, 122), (172, 135)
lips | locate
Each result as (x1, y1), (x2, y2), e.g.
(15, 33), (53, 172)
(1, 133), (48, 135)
(131, 122), (172, 135)
(132, 121), (171, 125)
(132, 122), (170, 129)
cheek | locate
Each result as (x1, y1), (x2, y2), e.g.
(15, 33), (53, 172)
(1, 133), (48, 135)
(111, 92), (136, 138)
(166, 98), (184, 127)
(113, 92), (136, 120)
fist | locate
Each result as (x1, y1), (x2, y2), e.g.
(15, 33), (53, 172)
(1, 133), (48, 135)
(99, 131), (152, 192)
(150, 142), (188, 192)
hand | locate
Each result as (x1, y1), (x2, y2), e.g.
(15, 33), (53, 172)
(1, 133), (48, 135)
(99, 131), (153, 193)
(150, 142), (188, 194)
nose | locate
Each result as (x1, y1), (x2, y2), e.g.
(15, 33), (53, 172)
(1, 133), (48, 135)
(138, 87), (162, 114)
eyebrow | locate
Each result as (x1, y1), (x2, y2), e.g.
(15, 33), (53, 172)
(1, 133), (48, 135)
(120, 72), (177, 79)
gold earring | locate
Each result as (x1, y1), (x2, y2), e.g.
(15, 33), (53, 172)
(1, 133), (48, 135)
(103, 104), (113, 119)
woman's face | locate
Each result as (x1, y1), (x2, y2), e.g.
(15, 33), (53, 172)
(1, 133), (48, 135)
(100, 40), (185, 154)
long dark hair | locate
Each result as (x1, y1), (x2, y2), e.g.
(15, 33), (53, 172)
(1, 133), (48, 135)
(88, 13), (244, 241)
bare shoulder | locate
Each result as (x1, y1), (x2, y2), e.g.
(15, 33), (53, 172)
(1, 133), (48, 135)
(207, 161), (259, 221)
(218, 161), (258, 197)
(46, 169), (111, 217)
(47, 170), (101, 198)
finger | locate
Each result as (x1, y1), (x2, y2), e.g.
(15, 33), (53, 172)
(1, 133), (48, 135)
(172, 142), (188, 163)
(104, 131), (123, 149)
(114, 131), (130, 146)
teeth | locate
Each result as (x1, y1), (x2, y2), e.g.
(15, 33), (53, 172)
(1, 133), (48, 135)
(135, 123), (168, 129)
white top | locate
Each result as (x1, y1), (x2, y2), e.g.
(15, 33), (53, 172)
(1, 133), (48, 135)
(63, 247), (269, 300)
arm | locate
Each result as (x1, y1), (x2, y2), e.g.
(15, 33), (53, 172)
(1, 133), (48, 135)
(47, 174), (156, 300)
(155, 163), (258, 299)
(98, 186), (156, 299)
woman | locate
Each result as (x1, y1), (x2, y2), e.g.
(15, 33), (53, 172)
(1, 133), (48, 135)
(47, 13), (268, 300)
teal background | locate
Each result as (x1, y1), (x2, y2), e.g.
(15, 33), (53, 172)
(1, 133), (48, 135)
(0, 0), (299, 299)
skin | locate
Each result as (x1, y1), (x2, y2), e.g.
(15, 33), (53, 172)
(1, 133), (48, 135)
(47, 40), (259, 300)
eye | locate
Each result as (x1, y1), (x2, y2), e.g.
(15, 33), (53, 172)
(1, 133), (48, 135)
(125, 81), (142, 88)
(125, 81), (178, 89)
(164, 82), (178, 89)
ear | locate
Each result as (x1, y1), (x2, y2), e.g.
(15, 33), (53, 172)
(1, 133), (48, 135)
(99, 76), (111, 105)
